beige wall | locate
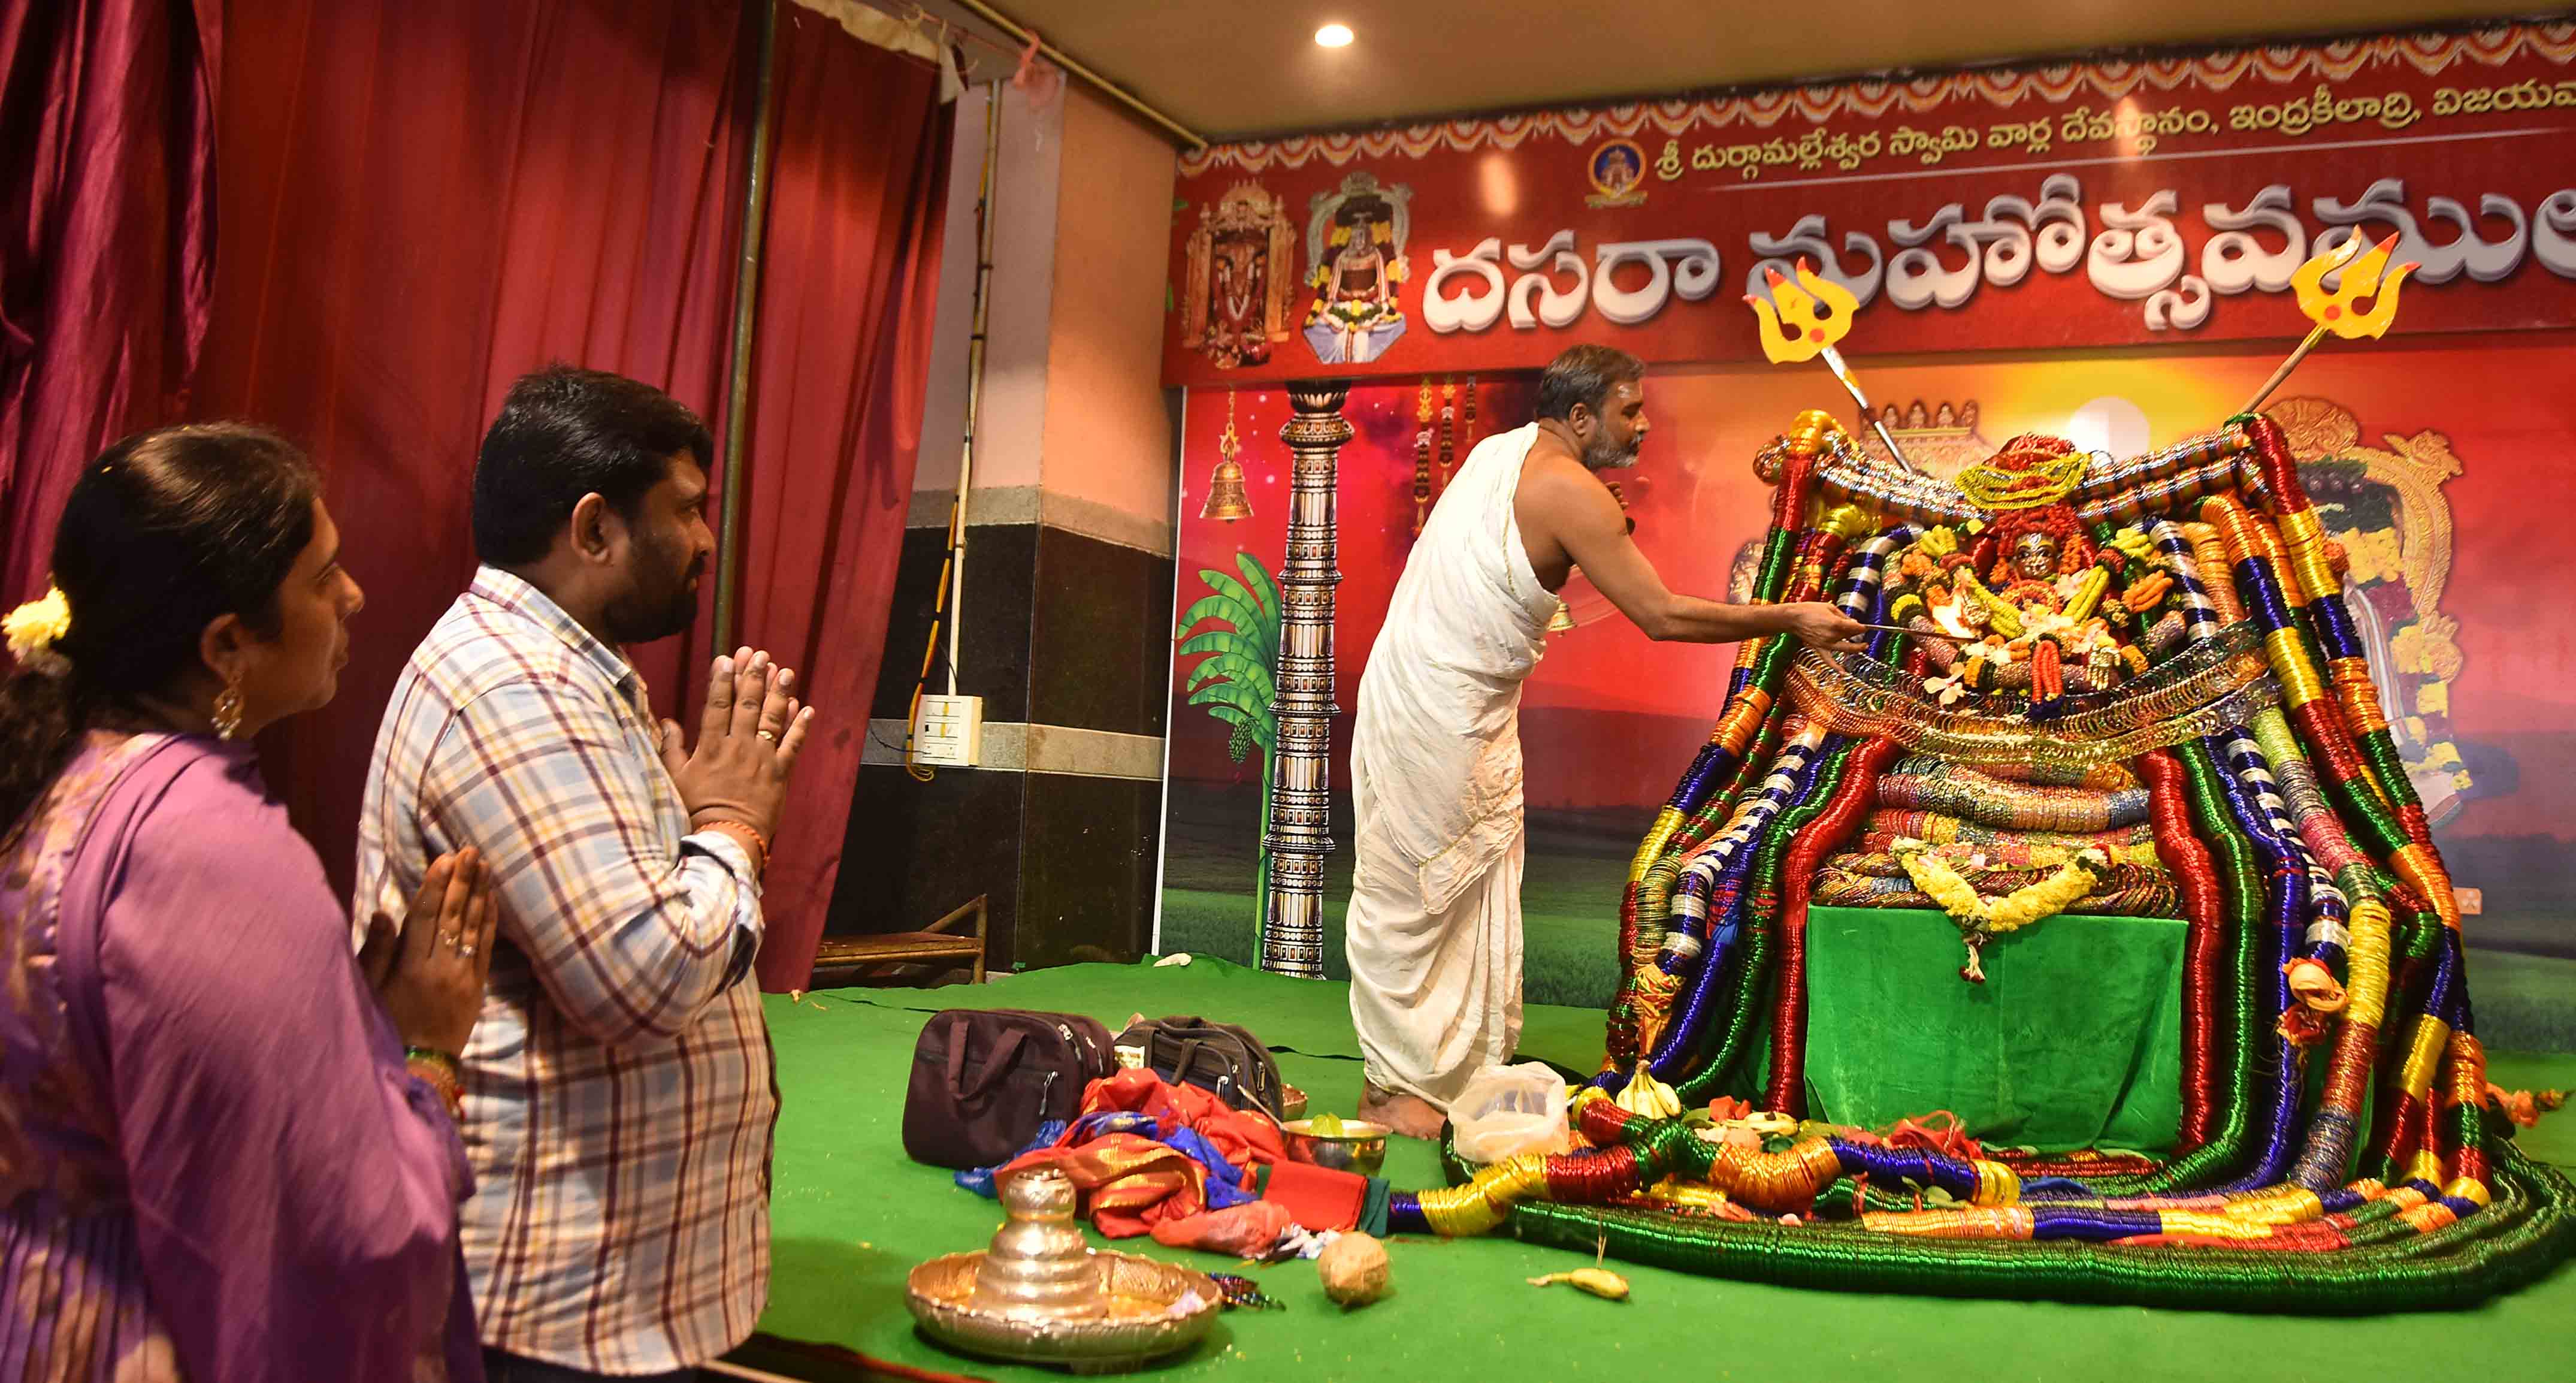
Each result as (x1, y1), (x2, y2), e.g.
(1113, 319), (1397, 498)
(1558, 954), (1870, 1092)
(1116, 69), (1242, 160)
(1036, 86), (1180, 540)
(912, 80), (1178, 554)
(912, 86), (989, 499)
(915, 80), (1064, 499)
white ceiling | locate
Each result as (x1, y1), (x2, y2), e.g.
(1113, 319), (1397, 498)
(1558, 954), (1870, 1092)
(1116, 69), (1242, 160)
(926, 0), (2553, 142)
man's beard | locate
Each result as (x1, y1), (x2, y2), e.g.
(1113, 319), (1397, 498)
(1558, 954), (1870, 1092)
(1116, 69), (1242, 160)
(601, 533), (704, 645)
(1583, 430), (1643, 470)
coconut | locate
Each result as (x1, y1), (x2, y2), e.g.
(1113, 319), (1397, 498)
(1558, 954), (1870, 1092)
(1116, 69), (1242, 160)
(1316, 1232), (1390, 1307)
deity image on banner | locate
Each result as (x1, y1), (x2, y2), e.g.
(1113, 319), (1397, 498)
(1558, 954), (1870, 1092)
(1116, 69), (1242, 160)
(1301, 171), (1411, 366)
(2270, 395), (2478, 823)
(1181, 182), (1298, 370)
(1585, 138), (1647, 208)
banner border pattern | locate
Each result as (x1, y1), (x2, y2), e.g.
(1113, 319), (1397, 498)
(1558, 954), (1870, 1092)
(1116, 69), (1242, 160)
(1180, 22), (2576, 176)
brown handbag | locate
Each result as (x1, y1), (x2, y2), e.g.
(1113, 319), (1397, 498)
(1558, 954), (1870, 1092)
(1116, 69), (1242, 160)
(1112, 1014), (1286, 1118)
(901, 1008), (1114, 1169)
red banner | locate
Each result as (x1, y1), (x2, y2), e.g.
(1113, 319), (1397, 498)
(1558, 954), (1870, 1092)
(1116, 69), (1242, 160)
(1161, 23), (2576, 388)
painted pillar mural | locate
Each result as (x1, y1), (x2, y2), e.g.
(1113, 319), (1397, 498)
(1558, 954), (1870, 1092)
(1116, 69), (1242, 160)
(1257, 384), (1352, 977)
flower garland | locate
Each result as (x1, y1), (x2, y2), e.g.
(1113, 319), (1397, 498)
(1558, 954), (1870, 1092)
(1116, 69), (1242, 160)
(1411, 382), (1435, 535)
(1811, 859), (2179, 919)
(1892, 837), (2111, 980)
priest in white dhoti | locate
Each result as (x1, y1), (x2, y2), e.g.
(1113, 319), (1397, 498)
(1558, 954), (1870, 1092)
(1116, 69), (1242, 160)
(1347, 345), (1865, 1138)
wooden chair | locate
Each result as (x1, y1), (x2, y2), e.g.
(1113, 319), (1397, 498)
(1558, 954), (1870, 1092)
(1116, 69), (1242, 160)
(805, 895), (988, 988)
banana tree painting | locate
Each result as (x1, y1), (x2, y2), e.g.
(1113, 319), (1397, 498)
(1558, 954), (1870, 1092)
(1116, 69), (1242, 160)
(1174, 551), (1282, 952)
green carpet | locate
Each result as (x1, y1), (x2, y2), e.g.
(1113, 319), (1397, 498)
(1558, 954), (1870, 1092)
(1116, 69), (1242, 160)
(748, 960), (2576, 1383)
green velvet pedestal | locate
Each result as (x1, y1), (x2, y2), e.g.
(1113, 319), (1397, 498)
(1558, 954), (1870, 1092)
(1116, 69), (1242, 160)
(1804, 905), (2184, 1152)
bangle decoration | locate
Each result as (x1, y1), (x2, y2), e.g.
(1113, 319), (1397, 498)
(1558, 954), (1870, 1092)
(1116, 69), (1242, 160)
(405, 1046), (464, 1118)
(1455, 410), (2576, 1310)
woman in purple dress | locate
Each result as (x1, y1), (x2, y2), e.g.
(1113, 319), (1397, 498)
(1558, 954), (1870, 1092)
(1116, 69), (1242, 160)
(0, 425), (498, 1381)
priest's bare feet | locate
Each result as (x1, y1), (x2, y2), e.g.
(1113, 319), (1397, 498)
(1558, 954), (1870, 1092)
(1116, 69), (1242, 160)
(1358, 1082), (1447, 1140)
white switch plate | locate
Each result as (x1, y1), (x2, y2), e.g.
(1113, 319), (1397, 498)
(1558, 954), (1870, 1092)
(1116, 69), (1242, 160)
(912, 694), (983, 767)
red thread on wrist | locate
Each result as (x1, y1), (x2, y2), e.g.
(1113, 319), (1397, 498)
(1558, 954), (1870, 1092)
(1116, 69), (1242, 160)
(700, 819), (769, 875)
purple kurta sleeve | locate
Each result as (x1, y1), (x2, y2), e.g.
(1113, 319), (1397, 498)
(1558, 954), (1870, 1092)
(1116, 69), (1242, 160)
(81, 753), (477, 1382)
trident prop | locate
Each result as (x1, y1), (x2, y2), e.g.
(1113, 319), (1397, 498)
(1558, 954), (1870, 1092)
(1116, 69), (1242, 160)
(1745, 259), (1918, 474)
(2239, 233), (2418, 416)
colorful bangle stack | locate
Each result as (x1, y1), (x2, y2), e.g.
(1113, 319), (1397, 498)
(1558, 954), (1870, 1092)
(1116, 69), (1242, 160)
(1499, 411), (2576, 1310)
(405, 1045), (464, 1119)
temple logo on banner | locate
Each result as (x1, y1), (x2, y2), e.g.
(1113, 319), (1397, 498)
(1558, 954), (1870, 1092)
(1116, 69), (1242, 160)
(1302, 171), (1413, 364)
(1585, 139), (1648, 207)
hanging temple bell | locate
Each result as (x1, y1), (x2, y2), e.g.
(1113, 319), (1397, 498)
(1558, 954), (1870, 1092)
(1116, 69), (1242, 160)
(1201, 404), (1254, 523)
(1199, 454), (1253, 522)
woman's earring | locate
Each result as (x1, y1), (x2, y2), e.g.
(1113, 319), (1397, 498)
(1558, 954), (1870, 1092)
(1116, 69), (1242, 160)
(212, 680), (245, 741)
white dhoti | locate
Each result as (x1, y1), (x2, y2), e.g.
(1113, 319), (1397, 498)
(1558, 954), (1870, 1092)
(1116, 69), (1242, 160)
(1347, 424), (1556, 1110)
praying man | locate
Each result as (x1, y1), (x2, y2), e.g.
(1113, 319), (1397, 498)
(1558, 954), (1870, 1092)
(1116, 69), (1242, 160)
(1348, 343), (1864, 1138)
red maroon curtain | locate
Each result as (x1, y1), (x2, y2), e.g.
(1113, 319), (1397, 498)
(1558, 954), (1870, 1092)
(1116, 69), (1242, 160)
(726, 8), (952, 990)
(184, 0), (947, 989)
(2, 0), (219, 608)
(191, 0), (752, 900)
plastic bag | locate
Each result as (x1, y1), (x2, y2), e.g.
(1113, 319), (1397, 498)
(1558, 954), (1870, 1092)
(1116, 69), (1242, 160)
(1449, 1061), (1571, 1163)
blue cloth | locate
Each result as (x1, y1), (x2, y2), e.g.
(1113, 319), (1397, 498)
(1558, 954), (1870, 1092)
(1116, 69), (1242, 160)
(1057, 1110), (1253, 1203)
(952, 1113), (1255, 1209)
(954, 1121), (1069, 1197)
(1166, 1128), (1254, 1209)
(1066, 1110), (1159, 1142)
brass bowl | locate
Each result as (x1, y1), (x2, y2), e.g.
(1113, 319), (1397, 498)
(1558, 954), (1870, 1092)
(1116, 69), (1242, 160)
(1280, 1085), (1308, 1121)
(906, 1249), (1223, 1375)
(1281, 1118), (1389, 1175)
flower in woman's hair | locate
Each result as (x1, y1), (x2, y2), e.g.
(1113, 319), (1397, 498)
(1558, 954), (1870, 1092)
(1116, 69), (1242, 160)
(4, 585), (72, 669)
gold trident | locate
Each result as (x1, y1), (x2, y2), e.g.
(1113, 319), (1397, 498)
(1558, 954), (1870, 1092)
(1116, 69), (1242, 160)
(1747, 259), (1859, 363)
(2240, 234), (2418, 416)
(1744, 259), (1918, 473)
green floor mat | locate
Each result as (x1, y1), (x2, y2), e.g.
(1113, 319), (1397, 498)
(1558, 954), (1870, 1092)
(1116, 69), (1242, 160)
(750, 966), (2576, 1382)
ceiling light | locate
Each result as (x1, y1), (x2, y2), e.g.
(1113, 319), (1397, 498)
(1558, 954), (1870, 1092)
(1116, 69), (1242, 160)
(1315, 23), (1353, 47)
